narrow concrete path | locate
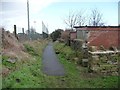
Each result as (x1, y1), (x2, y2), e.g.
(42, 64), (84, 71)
(42, 42), (65, 76)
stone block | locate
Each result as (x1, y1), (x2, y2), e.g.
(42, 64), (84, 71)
(99, 45), (106, 51)
(89, 46), (98, 52)
(100, 55), (108, 63)
(110, 67), (118, 72)
(100, 64), (117, 71)
(89, 64), (100, 71)
(111, 72), (118, 76)
(82, 59), (88, 67)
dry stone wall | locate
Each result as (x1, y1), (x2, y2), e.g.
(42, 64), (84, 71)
(70, 39), (83, 51)
(64, 36), (119, 76)
(88, 46), (119, 76)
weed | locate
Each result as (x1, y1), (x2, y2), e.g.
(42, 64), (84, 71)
(23, 44), (39, 56)
(2, 55), (16, 69)
(53, 42), (119, 88)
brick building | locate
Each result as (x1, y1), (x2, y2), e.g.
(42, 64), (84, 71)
(70, 31), (77, 40)
(74, 26), (120, 49)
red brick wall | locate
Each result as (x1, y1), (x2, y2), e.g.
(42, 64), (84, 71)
(70, 32), (76, 40)
(88, 30), (119, 49)
(75, 27), (120, 49)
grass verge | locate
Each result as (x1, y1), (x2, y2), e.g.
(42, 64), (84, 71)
(2, 40), (49, 88)
(2, 40), (119, 88)
(53, 42), (119, 88)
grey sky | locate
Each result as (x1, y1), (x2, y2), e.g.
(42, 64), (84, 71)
(0, 0), (119, 33)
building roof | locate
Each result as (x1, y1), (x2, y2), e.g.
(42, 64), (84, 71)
(74, 26), (120, 28)
(74, 26), (120, 31)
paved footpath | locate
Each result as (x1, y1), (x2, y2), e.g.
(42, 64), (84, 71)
(42, 42), (65, 76)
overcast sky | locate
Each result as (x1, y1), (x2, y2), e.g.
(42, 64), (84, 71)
(0, 0), (119, 33)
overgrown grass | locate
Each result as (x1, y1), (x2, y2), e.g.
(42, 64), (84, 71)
(53, 42), (119, 88)
(2, 57), (46, 88)
(2, 40), (119, 88)
(54, 42), (76, 61)
(58, 54), (118, 88)
(0, 54), (2, 89)
(24, 44), (39, 56)
(2, 55), (16, 69)
(2, 40), (49, 88)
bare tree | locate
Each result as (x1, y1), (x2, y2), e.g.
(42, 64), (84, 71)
(64, 11), (86, 29)
(89, 8), (105, 26)
(64, 11), (78, 29)
(77, 11), (86, 26)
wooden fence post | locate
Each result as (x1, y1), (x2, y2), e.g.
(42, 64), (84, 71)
(22, 28), (24, 34)
(1, 28), (4, 49)
(14, 25), (18, 40)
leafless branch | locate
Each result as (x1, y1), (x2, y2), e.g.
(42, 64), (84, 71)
(64, 10), (86, 29)
(89, 8), (104, 26)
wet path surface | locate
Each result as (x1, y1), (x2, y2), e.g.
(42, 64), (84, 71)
(42, 42), (65, 76)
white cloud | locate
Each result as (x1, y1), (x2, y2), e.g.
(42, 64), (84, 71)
(29, 0), (57, 13)
(1, 0), (118, 33)
(1, 0), (57, 33)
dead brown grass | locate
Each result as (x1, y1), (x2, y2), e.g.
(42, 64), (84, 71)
(1, 28), (49, 77)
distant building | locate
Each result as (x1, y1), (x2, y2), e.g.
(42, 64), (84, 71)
(70, 31), (77, 40)
(61, 29), (70, 40)
(17, 33), (29, 41)
(61, 29), (72, 45)
(74, 26), (120, 49)
(76, 27), (88, 41)
(18, 32), (43, 41)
